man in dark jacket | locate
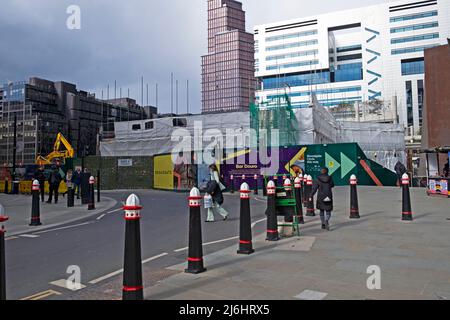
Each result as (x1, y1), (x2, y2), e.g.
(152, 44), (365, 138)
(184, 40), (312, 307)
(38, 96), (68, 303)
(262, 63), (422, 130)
(394, 161), (407, 187)
(47, 166), (62, 204)
(34, 166), (46, 202)
(310, 168), (335, 231)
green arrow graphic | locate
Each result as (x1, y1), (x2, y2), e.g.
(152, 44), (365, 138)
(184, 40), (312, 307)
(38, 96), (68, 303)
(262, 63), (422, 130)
(341, 152), (356, 179)
(325, 152), (341, 176)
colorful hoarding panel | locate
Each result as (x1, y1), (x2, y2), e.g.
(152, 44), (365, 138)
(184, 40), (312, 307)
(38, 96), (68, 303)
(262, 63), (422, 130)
(153, 154), (197, 191)
(220, 143), (398, 187)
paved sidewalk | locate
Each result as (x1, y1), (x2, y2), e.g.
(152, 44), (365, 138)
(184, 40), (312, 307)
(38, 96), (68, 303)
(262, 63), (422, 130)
(0, 193), (117, 236)
(143, 187), (450, 300)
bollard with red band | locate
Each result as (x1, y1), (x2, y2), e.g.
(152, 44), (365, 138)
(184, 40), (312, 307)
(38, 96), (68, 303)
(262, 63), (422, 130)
(262, 176), (267, 196)
(401, 173), (413, 221)
(0, 205), (8, 300)
(302, 174), (308, 206)
(266, 181), (279, 241)
(230, 175), (234, 194)
(29, 180), (42, 226)
(273, 175), (278, 187)
(253, 174), (259, 195)
(294, 177), (305, 224)
(185, 187), (206, 274)
(350, 175), (360, 219)
(306, 175), (316, 217)
(237, 183), (254, 255)
(87, 176), (95, 210)
(122, 194), (144, 300)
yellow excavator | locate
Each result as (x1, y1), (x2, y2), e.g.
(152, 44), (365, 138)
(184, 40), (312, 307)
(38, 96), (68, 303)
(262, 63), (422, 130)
(36, 133), (75, 165)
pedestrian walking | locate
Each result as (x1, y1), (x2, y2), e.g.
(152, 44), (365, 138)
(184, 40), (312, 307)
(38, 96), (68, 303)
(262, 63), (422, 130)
(205, 164), (229, 222)
(34, 166), (46, 202)
(73, 167), (82, 199)
(47, 166), (62, 204)
(309, 168), (335, 231)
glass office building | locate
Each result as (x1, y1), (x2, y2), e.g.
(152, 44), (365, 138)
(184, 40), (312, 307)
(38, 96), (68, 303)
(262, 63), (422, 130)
(254, 0), (450, 136)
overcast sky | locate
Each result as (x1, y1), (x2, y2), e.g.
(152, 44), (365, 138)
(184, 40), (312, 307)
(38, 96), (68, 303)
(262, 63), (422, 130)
(0, 0), (391, 114)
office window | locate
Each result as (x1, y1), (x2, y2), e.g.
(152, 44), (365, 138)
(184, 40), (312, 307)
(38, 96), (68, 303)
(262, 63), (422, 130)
(401, 58), (424, 75)
(390, 21), (438, 33)
(406, 81), (413, 128)
(266, 59), (319, 71)
(417, 80), (424, 127)
(335, 63), (363, 82)
(262, 71), (331, 90)
(266, 49), (318, 61)
(336, 45), (362, 53)
(392, 44), (438, 55)
(266, 29), (318, 42)
(337, 53), (362, 62)
(390, 10), (438, 23)
(266, 39), (318, 51)
(391, 32), (439, 44)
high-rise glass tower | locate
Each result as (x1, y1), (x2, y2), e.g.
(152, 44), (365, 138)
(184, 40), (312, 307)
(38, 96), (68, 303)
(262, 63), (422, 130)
(201, 0), (255, 113)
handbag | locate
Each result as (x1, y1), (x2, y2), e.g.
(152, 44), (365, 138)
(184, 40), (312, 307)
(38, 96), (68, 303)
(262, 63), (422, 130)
(204, 193), (213, 209)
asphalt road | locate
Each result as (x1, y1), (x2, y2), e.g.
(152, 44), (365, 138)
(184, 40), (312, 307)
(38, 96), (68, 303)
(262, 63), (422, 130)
(4, 189), (268, 300)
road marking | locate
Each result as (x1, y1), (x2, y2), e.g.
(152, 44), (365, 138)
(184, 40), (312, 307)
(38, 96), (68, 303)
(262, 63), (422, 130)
(254, 197), (266, 203)
(294, 290), (328, 300)
(5, 236), (19, 241)
(142, 252), (168, 264)
(173, 218), (267, 252)
(33, 221), (95, 235)
(88, 253), (168, 285)
(19, 234), (40, 238)
(20, 289), (62, 300)
(107, 207), (122, 214)
(50, 279), (86, 291)
(96, 214), (106, 221)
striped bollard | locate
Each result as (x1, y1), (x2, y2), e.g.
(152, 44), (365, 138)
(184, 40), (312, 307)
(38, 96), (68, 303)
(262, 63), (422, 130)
(294, 177), (305, 224)
(266, 181), (279, 241)
(350, 175), (360, 219)
(185, 187), (206, 274)
(237, 183), (254, 255)
(88, 176), (95, 210)
(122, 194), (144, 300)
(306, 175), (315, 217)
(302, 174), (308, 206)
(402, 173), (413, 221)
(253, 174), (259, 195)
(0, 206), (8, 301)
(29, 180), (42, 226)
(230, 175), (234, 194)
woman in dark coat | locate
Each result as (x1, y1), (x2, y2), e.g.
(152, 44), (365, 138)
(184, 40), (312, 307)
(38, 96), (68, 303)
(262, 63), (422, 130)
(309, 167), (335, 231)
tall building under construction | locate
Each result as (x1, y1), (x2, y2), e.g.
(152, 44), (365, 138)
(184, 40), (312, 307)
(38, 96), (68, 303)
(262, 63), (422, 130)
(201, 0), (256, 113)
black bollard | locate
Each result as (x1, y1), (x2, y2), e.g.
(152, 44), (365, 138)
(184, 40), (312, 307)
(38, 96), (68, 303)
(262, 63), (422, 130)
(302, 175), (308, 206)
(67, 186), (75, 208)
(185, 187), (206, 274)
(266, 181), (279, 241)
(237, 183), (254, 255)
(122, 194), (144, 300)
(273, 175), (278, 187)
(29, 180), (42, 226)
(294, 177), (305, 224)
(0, 207), (8, 301)
(253, 174), (259, 195)
(401, 174), (413, 221)
(97, 170), (101, 203)
(230, 175), (234, 194)
(350, 175), (360, 219)
(88, 176), (95, 210)
(4, 179), (8, 195)
(306, 175), (316, 217)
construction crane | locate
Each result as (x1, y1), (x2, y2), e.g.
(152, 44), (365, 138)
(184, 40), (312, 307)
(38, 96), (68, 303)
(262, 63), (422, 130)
(36, 133), (75, 166)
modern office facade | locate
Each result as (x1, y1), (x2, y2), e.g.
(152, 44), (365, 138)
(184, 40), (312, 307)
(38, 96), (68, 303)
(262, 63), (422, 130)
(201, 0), (256, 113)
(254, 0), (450, 138)
(0, 77), (146, 165)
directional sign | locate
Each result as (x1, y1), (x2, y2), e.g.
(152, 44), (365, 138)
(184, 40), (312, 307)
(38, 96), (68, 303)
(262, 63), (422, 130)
(341, 152), (356, 179)
(325, 152), (341, 176)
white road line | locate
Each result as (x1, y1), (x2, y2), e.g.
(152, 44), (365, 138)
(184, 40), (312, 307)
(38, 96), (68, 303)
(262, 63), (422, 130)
(33, 221), (95, 235)
(173, 218), (267, 252)
(142, 252), (168, 264)
(88, 253), (168, 285)
(96, 214), (106, 221)
(5, 236), (19, 241)
(19, 234), (40, 238)
(107, 207), (122, 214)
